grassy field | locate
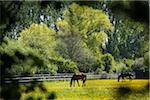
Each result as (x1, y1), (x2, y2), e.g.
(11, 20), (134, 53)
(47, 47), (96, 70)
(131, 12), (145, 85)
(20, 79), (149, 100)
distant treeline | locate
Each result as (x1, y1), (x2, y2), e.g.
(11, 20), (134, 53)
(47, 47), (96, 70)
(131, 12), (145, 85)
(0, 1), (149, 78)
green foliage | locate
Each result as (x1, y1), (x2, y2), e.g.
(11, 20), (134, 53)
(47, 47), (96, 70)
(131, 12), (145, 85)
(114, 58), (135, 73)
(0, 1), (21, 40)
(61, 60), (78, 73)
(106, 18), (147, 59)
(19, 23), (57, 58)
(1, 1), (149, 100)
(2, 1), (62, 40)
(5, 1), (41, 39)
(42, 3), (63, 24)
(100, 53), (116, 73)
(0, 35), (58, 75)
(49, 58), (78, 73)
(115, 61), (126, 73)
(143, 52), (149, 67)
(95, 68), (104, 74)
(107, 1), (149, 23)
(94, 53), (117, 73)
(132, 51), (149, 73)
(18, 23), (60, 74)
(123, 58), (134, 71)
(132, 58), (145, 72)
(56, 3), (113, 72)
(57, 3), (113, 53)
(1, 1), (149, 74)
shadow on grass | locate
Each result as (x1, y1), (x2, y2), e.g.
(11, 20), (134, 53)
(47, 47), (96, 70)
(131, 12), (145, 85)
(26, 96), (34, 100)
(1, 81), (21, 100)
(24, 79), (47, 93)
(145, 81), (149, 92)
(114, 82), (149, 99)
(22, 81), (57, 100)
(21, 79), (57, 100)
(47, 91), (57, 100)
(25, 91), (57, 100)
(115, 86), (132, 99)
(0, 44), (50, 99)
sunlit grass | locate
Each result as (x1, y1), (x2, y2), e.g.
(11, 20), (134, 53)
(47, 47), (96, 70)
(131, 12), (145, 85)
(20, 79), (149, 100)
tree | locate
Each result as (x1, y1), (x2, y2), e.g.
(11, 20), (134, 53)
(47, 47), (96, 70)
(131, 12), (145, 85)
(0, 1), (22, 42)
(1, 1), (62, 40)
(143, 52), (149, 67)
(49, 58), (78, 73)
(1, 23), (60, 75)
(100, 53), (116, 73)
(0, 37), (57, 99)
(106, 18), (147, 59)
(106, 1), (149, 25)
(0, 37), (58, 75)
(56, 3), (113, 72)
(19, 23), (57, 58)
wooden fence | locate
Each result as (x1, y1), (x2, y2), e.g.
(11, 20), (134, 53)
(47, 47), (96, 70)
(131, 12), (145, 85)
(5, 73), (119, 83)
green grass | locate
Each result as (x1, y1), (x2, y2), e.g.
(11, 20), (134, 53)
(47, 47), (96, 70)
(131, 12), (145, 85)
(20, 79), (149, 100)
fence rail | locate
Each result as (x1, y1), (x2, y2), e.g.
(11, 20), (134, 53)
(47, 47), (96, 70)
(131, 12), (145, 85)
(5, 73), (119, 83)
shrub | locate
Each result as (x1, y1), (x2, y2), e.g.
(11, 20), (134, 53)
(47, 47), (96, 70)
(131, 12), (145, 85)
(52, 58), (78, 73)
(100, 53), (116, 73)
(95, 68), (103, 74)
(123, 58), (134, 71)
(0, 37), (58, 75)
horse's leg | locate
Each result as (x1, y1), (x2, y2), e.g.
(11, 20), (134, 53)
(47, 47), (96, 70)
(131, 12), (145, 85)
(70, 78), (74, 87)
(84, 79), (86, 86)
(118, 76), (120, 82)
(83, 79), (86, 86)
(122, 76), (124, 82)
(77, 80), (80, 87)
(82, 80), (84, 87)
(129, 76), (132, 81)
(70, 79), (72, 87)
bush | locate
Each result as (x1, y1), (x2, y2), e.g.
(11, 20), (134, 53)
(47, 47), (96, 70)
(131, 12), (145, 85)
(100, 53), (116, 73)
(132, 57), (148, 73)
(95, 68), (103, 74)
(116, 61), (126, 73)
(52, 58), (78, 73)
(123, 58), (134, 72)
(0, 37), (58, 75)
(19, 23), (58, 58)
(143, 52), (149, 68)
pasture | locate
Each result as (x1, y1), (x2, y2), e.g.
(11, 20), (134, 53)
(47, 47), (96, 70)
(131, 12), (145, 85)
(20, 79), (149, 100)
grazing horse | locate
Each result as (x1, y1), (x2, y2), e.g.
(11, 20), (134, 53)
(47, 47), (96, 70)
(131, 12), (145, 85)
(70, 73), (87, 87)
(118, 73), (134, 82)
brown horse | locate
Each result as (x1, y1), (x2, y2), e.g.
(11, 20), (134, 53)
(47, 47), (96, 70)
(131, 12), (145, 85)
(118, 73), (134, 82)
(70, 73), (87, 87)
